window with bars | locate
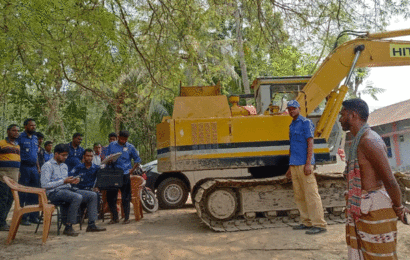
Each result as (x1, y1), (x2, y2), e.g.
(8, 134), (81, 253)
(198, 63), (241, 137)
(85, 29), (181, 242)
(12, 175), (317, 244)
(383, 137), (392, 158)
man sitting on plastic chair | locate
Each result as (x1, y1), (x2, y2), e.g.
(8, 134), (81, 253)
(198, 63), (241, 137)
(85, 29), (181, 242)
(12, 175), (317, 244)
(40, 144), (106, 236)
(69, 148), (102, 217)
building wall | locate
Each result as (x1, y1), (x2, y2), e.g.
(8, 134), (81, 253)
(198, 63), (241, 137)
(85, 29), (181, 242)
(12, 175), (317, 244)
(372, 119), (410, 172)
(344, 119), (410, 172)
(395, 131), (410, 171)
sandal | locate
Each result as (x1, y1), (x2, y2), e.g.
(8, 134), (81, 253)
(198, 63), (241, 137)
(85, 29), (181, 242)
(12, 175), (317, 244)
(108, 219), (119, 224)
(122, 219), (130, 224)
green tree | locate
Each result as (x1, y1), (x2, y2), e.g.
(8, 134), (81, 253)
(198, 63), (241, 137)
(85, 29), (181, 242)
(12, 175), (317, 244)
(1, 0), (408, 160)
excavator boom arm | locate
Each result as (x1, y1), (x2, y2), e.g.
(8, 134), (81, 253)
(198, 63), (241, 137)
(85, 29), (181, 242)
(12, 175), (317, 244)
(297, 29), (410, 115)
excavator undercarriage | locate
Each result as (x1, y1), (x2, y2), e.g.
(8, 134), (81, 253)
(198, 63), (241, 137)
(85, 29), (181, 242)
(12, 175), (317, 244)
(194, 172), (410, 232)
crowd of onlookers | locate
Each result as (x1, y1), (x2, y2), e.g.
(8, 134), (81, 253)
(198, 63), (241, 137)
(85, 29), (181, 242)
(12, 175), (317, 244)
(0, 118), (141, 236)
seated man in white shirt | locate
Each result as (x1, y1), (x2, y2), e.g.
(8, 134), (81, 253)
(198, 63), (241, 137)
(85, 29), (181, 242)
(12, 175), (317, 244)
(40, 144), (106, 236)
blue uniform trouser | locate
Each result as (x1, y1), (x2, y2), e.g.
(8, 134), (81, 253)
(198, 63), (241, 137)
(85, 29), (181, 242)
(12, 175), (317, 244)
(18, 165), (40, 221)
(0, 181), (13, 227)
(107, 174), (131, 221)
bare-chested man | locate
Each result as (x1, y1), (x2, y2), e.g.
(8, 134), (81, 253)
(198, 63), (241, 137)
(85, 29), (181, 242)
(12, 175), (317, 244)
(339, 98), (409, 260)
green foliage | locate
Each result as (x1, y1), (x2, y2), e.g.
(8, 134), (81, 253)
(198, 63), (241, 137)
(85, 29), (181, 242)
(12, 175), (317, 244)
(1, 0), (408, 161)
(359, 82), (387, 101)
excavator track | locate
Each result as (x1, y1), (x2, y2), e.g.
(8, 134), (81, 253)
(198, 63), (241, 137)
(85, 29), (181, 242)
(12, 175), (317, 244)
(194, 173), (346, 232)
(194, 172), (410, 232)
(395, 172), (410, 205)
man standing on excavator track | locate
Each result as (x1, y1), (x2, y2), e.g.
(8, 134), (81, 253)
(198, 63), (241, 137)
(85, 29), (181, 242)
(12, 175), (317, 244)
(285, 100), (327, 235)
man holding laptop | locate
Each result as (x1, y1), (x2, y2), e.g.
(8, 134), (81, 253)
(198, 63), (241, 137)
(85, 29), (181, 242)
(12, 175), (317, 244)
(103, 130), (141, 224)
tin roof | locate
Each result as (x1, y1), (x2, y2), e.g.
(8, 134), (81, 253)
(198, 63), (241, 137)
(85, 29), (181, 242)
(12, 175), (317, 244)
(368, 99), (410, 127)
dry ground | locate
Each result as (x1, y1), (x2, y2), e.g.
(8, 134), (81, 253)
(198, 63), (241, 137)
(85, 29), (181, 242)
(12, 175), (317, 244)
(1, 204), (410, 260)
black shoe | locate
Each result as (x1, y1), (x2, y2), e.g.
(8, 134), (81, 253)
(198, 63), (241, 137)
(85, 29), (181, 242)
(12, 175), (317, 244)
(305, 227), (327, 235)
(20, 219), (31, 226)
(30, 218), (43, 224)
(292, 224), (311, 230)
(0, 224), (10, 231)
(86, 225), (106, 232)
(108, 219), (119, 224)
(63, 226), (79, 237)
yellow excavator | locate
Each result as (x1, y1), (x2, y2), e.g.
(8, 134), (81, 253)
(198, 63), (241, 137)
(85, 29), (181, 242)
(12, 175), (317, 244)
(156, 29), (410, 231)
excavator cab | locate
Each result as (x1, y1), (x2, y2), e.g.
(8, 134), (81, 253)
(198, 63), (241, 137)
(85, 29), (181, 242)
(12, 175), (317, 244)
(251, 76), (343, 164)
(251, 76), (311, 115)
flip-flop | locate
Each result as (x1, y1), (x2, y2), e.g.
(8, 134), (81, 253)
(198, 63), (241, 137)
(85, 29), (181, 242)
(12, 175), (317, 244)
(122, 219), (130, 224)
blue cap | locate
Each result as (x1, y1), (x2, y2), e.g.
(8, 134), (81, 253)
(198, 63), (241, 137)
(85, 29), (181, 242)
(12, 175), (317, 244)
(287, 100), (300, 108)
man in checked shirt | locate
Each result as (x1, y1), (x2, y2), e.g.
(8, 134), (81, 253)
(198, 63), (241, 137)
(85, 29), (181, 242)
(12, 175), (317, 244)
(41, 144), (106, 236)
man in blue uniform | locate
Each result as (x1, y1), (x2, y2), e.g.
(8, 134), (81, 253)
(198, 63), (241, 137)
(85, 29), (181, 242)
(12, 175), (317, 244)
(101, 132), (117, 161)
(69, 149), (99, 191)
(104, 130), (141, 224)
(35, 132), (45, 167)
(285, 100), (327, 235)
(17, 118), (41, 225)
(69, 149), (101, 215)
(44, 141), (53, 162)
(65, 133), (85, 172)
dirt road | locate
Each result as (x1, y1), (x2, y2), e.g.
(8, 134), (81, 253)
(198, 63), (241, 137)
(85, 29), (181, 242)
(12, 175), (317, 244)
(1, 205), (410, 260)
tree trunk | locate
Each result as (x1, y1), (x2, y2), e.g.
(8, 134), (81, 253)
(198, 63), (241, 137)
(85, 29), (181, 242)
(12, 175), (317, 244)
(114, 105), (121, 133)
(234, 4), (251, 104)
(114, 93), (125, 133)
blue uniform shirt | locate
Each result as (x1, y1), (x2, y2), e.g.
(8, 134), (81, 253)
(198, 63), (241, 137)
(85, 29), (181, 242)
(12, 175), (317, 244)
(105, 141), (141, 175)
(17, 131), (38, 166)
(65, 142), (85, 172)
(69, 163), (99, 190)
(44, 152), (53, 163)
(289, 115), (315, 166)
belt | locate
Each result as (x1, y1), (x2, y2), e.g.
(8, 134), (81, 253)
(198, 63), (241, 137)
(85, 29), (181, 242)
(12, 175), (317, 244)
(21, 162), (37, 167)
